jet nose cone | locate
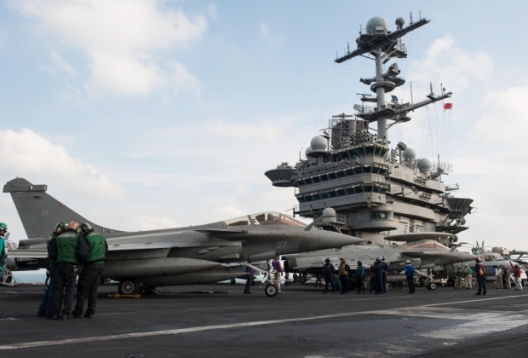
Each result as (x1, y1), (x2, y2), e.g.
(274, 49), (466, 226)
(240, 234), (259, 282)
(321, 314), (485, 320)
(456, 252), (479, 262)
(320, 231), (364, 248)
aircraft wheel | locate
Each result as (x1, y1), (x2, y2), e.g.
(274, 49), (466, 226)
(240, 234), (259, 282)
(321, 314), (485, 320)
(230, 278), (236, 285)
(118, 279), (141, 295)
(264, 283), (278, 297)
(446, 278), (454, 287)
(427, 283), (437, 290)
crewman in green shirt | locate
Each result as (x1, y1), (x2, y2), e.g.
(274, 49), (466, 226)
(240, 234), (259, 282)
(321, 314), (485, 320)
(72, 223), (107, 318)
(51, 221), (88, 320)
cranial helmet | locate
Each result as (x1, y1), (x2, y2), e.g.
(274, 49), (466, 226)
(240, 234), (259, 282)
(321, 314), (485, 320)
(0, 222), (7, 230)
(55, 221), (67, 233)
(80, 222), (93, 234)
(357, 260), (362, 265)
(475, 257), (481, 262)
(325, 258), (330, 262)
(405, 260), (411, 264)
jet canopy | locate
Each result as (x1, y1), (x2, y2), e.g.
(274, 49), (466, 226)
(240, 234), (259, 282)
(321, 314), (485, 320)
(222, 211), (306, 228)
(404, 240), (451, 251)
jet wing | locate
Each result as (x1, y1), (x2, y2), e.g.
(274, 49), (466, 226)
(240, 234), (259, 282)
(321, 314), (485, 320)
(195, 229), (248, 235)
(386, 232), (455, 243)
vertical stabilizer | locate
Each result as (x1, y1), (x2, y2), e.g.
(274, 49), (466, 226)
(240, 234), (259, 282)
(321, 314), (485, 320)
(3, 177), (122, 239)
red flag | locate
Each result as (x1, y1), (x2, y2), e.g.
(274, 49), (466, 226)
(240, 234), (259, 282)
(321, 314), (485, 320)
(443, 103), (453, 110)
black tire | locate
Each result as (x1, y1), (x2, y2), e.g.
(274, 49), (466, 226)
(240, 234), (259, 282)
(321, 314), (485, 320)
(230, 278), (236, 285)
(118, 279), (141, 295)
(446, 278), (454, 287)
(426, 283), (437, 290)
(265, 283), (277, 297)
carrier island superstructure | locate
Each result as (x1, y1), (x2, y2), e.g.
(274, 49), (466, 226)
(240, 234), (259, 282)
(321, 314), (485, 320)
(265, 14), (474, 246)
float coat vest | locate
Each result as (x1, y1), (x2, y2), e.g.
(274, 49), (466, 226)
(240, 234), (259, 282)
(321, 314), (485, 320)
(56, 231), (79, 264)
(85, 232), (107, 264)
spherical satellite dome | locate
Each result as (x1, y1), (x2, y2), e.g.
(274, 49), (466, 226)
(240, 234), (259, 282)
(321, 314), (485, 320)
(403, 148), (416, 160)
(305, 146), (313, 157)
(322, 207), (337, 224)
(366, 16), (389, 35)
(310, 136), (327, 151)
(418, 158), (432, 172)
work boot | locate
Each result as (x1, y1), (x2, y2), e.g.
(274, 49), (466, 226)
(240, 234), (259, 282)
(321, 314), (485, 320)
(72, 311), (83, 318)
(84, 312), (94, 318)
(36, 312), (45, 318)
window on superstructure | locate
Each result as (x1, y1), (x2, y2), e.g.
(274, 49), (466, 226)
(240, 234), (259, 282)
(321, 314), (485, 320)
(328, 172), (337, 180)
(305, 195), (313, 202)
(353, 166), (362, 174)
(364, 185), (373, 192)
(344, 168), (354, 176)
(345, 187), (354, 195)
(328, 191), (337, 198)
(336, 170), (345, 178)
(312, 193), (321, 201)
(312, 176), (320, 183)
(305, 177), (313, 184)
(320, 174), (328, 181)
(363, 166), (372, 173)
(320, 192), (329, 199)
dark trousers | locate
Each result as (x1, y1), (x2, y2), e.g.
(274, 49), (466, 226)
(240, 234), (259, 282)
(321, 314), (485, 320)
(476, 275), (487, 294)
(339, 275), (349, 293)
(244, 276), (253, 293)
(324, 274), (335, 292)
(374, 272), (383, 293)
(74, 263), (104, 315)
(382, 273), (388, 293)
(406, 275), (415, 293)
(53, 263), (77, 316)
(356, 276), (365, 292)
(38, 263), (56, 315)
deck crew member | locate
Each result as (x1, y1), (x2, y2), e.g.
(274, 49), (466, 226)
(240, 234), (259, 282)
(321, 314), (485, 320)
(52, 221), (88, 320)
(322, 258), (335, 294)
(271, 255), (283, 293)
(455, 265), (464, 289)
(355, 260), (365, 294)
(37, 222), (66, 318)
(495, 265), (503, 289)
(404, 260), (416, 294)
(73, 223), (107, 318)
(338, 257), (350, 294)
(0, 223), (6, 282)
(464, 264), (473, 289)
(474, 257), (487, 295)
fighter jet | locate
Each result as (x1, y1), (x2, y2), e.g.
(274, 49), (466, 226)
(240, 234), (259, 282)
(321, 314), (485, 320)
(3, 178), (363, 295)
(282, 239), (477, 286)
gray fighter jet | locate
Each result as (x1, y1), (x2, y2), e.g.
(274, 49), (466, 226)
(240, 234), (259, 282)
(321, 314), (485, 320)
(3, 178), (363, 295)
(283, 239), (477, 289)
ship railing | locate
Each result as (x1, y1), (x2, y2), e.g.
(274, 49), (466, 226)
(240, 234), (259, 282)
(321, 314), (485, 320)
(353, 100), (400, 114)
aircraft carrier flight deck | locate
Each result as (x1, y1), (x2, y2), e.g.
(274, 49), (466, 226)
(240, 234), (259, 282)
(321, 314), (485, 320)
(1, 283), (528, 358)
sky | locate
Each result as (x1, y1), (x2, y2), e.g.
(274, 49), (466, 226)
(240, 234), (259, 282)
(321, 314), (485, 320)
(0, 1), (526, 253)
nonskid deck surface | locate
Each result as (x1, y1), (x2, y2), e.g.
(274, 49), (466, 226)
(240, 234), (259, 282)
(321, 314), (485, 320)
(1, 284), (528, 357)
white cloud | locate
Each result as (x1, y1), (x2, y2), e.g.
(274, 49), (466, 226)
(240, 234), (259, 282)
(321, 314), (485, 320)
(49, 50), (77, 78)
(0, 128), (123, 199)
(12, 0), (207, 96)
(409, 35), (493, 93)
(207, 3), (217, 21)
(168, 62), (201, 94)
(477, 83), (528, 146)
(260, 23), (285, 46)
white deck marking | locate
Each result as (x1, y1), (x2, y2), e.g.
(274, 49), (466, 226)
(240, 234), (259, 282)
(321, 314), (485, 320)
(1, 293), (528, 350)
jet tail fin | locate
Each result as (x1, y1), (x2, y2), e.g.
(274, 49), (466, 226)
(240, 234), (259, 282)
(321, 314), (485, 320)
(3, 177), (122, 239)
